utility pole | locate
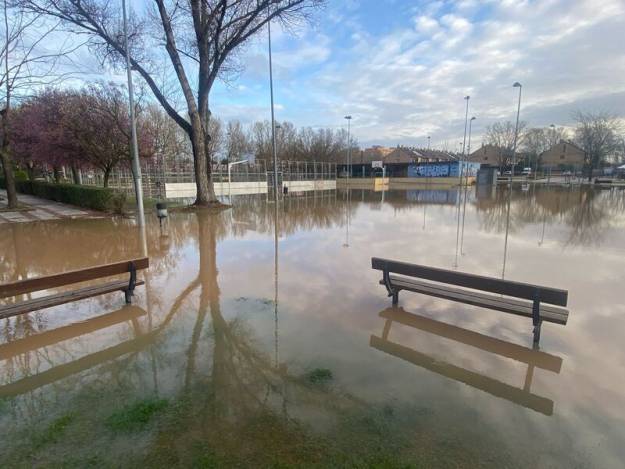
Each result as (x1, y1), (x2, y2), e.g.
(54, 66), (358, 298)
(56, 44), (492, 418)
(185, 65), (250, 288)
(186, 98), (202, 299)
(122, 0), (145, 227)
(268, 9), (278, 202)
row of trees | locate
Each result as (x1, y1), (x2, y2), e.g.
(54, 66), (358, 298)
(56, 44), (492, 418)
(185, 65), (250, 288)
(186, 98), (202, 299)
(5, 84), (355, 188)
(205, 118), (356, 164)
(483, 111), (624, 175)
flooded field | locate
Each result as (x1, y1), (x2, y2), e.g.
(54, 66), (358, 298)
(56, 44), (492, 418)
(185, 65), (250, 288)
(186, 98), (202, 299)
(1, 185), (625, 468)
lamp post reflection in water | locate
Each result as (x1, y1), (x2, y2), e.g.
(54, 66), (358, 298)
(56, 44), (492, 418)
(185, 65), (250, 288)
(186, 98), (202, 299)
(460, 116), (476, 256)
(502, 83), (523, 279)
(455, 96), (470, 267)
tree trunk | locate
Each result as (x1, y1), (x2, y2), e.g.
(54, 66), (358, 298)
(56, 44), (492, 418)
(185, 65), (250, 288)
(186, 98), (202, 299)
(1, 108), (18, 208)
(0, 147), (18, 208)
(53, 166), (62, 183)
(189, 115), (218, 205)
(26, 161), (35, 181)
(103, 168), (112, 188)
(71, 165), (82, 184)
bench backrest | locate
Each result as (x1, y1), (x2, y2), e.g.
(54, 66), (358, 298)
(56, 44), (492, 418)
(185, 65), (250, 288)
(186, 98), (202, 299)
(0, 257), (149, 299)
(371, 257), (567, 306)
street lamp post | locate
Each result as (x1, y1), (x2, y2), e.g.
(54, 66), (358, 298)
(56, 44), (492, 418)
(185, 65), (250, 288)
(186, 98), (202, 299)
(267, 10), (278, 200)
(121, 0), (145, 227)
(511, 82), (523, 177)
(427, 136), (431, 150)
(345, 115), (352, 181)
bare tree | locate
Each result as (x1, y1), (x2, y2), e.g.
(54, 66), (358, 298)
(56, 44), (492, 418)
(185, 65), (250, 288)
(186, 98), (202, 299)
(225, 119), (248, 163)
(484, 120), (527, 170)
(1, 1), (79, 207)
(573, 111), (622, 181)
(207, 115), (223, 163)
(20, 0), (323, 206)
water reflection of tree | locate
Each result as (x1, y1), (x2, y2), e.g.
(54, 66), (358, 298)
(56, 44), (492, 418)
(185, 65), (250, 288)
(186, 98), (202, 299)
(475, 186), (624, 247)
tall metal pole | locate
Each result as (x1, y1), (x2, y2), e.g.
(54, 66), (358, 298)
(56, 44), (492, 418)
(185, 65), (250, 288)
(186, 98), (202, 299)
(268, 13), (278, 202)
(427, 136), (431, 150)
(122, 0), (145, 227)
(460, 116), (475, 255)
(455, 96), (470, 267)
(511, 82), (523, 173)
(344, 115), (352, 181)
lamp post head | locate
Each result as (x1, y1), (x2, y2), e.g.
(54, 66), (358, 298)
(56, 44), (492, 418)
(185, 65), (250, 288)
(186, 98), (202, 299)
(513, 82), (522, 88)
(344, 115), (352, 120)
(464, 95), (470, 100)
(470, 116), (476, 121)
(550, 124), (555, 128)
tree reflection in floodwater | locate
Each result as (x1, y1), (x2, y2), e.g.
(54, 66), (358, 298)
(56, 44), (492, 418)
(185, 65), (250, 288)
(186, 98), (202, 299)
(475, 185), (625, 247)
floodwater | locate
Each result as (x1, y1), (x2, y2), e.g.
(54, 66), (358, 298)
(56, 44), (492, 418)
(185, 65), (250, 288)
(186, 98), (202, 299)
(1, 185), (625, 468)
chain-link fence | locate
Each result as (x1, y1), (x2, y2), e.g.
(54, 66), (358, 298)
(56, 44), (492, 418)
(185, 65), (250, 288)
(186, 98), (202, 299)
(78, 158), (337, 199)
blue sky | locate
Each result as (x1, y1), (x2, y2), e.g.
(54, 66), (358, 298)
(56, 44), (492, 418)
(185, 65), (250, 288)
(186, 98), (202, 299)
(204, 0), (625, 150)
(52, 0), (624, 150)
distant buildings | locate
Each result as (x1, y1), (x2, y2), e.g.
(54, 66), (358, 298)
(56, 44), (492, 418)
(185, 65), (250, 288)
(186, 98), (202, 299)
(468, 144), (505, 165)
(539, 140), (586, 169)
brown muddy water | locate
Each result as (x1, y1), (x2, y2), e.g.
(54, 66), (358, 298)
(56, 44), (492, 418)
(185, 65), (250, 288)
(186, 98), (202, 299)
(1, 185), (624, 468)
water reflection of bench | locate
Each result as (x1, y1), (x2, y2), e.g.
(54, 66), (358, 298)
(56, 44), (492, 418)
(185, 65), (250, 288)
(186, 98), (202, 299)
(372, 257), (569, 343)
(0, 305), (147, 398)
(370, 307), (563, 416)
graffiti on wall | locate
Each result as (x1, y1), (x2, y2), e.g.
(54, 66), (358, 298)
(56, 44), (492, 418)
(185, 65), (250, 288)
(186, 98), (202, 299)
(407, 162), (481, 178)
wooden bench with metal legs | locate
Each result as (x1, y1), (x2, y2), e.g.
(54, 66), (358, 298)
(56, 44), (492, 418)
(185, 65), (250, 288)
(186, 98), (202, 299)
(372, 257), (569, 344)
(0, 257), (149, 320)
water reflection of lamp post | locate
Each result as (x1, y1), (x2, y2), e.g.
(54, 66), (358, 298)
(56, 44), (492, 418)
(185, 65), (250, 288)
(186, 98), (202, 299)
(538, 213), (547, 246)
(460, 116), (476, 255)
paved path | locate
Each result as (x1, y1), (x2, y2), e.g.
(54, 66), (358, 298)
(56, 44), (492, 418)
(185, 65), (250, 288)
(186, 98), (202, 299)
(0, 190), (107, 224)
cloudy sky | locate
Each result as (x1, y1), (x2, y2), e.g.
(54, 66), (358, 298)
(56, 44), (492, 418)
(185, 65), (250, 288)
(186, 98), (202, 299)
(202, 0), (625, 150)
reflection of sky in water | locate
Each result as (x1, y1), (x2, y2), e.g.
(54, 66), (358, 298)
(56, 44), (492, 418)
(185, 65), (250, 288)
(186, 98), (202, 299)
(1, 186), (625, 467)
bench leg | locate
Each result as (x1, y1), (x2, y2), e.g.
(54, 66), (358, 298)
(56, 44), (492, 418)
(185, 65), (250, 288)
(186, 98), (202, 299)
(125, 261), (137, 304)
(392, 291), (399, 306)
(532, 292), (541, 345)
(533, 320), (542, 345)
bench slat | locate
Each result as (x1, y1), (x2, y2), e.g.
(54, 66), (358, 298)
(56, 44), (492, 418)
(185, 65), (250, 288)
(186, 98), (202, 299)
(383, 276), (568, 325)
(0, 280), (145, 320)
(0, 257), (149, 298)
(372, 257), (567, 306)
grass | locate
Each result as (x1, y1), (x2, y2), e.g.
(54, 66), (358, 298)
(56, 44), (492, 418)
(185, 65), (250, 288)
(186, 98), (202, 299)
(306, 367), (334, 384)
(105, 397), (169, 432)
(31, 413), (75, 449)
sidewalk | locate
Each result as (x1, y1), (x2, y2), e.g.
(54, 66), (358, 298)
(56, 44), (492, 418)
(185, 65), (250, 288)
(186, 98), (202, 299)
(0, 190), (107, 224)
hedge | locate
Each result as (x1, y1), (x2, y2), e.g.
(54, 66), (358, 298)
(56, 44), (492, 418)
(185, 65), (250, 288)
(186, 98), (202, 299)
(2, 179), (126, 213)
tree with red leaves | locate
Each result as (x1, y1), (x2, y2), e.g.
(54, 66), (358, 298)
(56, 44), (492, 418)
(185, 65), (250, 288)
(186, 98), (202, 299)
(12, 84), (156, 187)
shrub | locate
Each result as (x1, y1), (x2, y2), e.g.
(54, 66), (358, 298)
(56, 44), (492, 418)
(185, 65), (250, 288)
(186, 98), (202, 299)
(15, 180), (126, 213)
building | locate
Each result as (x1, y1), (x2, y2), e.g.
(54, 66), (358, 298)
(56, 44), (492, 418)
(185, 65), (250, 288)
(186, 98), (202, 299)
(468, 144), (505, 165)
(358, 145), (393, 164)
(539, 140), (586, 169)
(384, 146), (422, 164)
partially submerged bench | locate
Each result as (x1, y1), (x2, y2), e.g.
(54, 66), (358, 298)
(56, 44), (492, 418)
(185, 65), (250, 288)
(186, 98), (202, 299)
(372, 257), (569, 343)
(0, 258), (149, 320)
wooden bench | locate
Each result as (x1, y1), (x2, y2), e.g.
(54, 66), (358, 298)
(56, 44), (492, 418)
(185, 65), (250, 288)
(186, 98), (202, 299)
(0, 258), (149, 320)
(372, 257), (569, 343)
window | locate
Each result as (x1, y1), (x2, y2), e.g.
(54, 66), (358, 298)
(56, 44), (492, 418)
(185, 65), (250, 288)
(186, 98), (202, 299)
(560, 155), (565, 159)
